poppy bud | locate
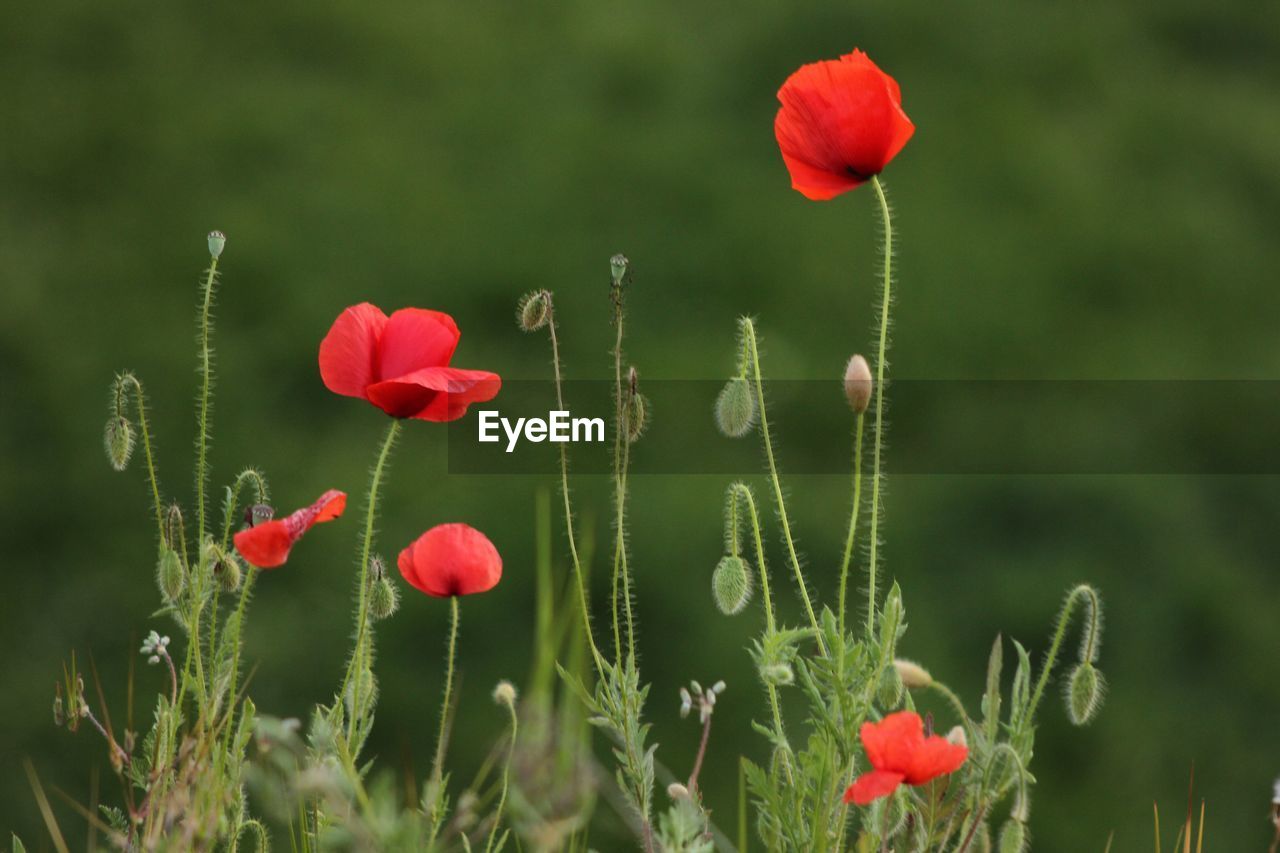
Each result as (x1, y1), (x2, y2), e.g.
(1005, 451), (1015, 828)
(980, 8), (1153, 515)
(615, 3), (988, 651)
(945, 725), (967, 749)
(609, 253), (629, 285)
(104, 415), (134, 471)
(216, 553), (243, 592)
(1065, 662), (1105, 725)
(369, 577), (399, 620)
(714, 377), (757, 438)
(876, 663), (904, 708)
(344, 668), (377, 716)
(843, 355), (873, 414)
(667, 782), (690, 801)
(893, 659), (933, 689)
(998, 819), (1027, 853)
(157, 547), (185, 602)
(207, 230), (226, 259)
(625, 391), (649, 443)
(760, 663), (794, 686)
(516, 290), (551, 332)
(492, 680), (517, 707)
(712, 555), (753, 615)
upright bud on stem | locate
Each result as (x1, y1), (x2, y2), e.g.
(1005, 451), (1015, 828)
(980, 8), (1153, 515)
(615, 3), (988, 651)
(207, 230), (226, 259)
(492, 680), (517, 707)
(610, 253), (629, 285)
(893, 659), (933, 689)
(516, 290), (551, 332)
(844, 354), (873, 414)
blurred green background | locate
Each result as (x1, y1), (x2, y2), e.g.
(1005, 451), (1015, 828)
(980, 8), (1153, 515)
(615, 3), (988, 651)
(3, 0), (1279, 847)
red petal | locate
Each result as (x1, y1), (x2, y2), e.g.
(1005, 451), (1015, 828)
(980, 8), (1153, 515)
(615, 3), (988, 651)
(843, 771), (905, 805)
(397, 523), (502, 598)
(319, 303), (388, 399)
(234, 520), (294, 569)
(290, 489), (347, 532)
(904, 737), (968, 785)
(860, 711), (925, 774)
(365, 367), (501, 421)
(377, 308), (460, 380)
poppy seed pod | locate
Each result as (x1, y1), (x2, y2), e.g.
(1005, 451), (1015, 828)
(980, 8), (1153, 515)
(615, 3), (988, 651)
(516, 290), (551, 332)
(712, 555), (753, 615)
(1066, 662), (1105, 726)
(844, 355), (873, 414)
(715, 377), (757, 438)
(104, 415), (134, 471)
(893, 659), (933, 689)
(609, 253), (629, 285)
(157, 547), (185, 602)
(207, 230), (226, 259)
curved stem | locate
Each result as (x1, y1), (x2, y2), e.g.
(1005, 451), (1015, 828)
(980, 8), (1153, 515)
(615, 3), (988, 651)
(195, 257), (220, 550)
(741, 319), (824, 653)
(1027, 584), (1102, 717)
(546, 303), (604, 673)
(837, 412), (866, 637)
(117, 373), (165, 541)
(866, 176), (894, 634)
(485, 698), (518, 853)
(341, 420), (401, 742)
(731, 484), (786, 746)
(220, 468), (269, 551)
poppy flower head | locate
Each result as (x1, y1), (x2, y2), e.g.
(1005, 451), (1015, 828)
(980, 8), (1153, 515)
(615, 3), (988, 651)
(775, 48), (915, 201)
(842, 710), (967, 805)
(397, 523), (502, 598)
(233, 489), (347, 569)
(319, 303), (501, 421)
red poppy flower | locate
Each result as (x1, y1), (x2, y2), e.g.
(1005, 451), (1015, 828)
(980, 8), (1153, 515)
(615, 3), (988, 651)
(319, 304), (501, 421)
(774, 49), (915, 201)
(397, 523), (502, 598)
(233, 489), (348, 569)
(842, 710), (967, 805)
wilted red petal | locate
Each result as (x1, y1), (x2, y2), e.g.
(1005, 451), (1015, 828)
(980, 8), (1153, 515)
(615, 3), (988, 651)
(233, 490), (348, 569)
(397, 523), (502, 598)
(319, 303), (388, 399)
(860, 710), (925, 774)
(774, 48), (915, 200)
(366, 367), (501, 421)
(378, 308), (460, 380)
(904, 736), (968, 785)
(843, 771), (905, 805)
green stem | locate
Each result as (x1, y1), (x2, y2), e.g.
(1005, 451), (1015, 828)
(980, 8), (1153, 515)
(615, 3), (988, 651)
(741, 319), (824, 653)
(1027, 584), (1102, 717)
(220, 468), (269, 551)
(341, 420), (401, 742)
(613, 410), (637, 666)
(731, 484), (787, 746)
(485, 698), (518, 853)
(429, 596), (461, 837)
(225, 567), (258, 710)
(195, 256), (220, 551)
(866, 176), (893, 634)
(546, 302), (604, 673)
(117, 374), (165, 541)
(837, 412), (866, 638)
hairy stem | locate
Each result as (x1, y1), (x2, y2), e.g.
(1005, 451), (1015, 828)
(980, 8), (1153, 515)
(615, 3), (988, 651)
(195, 256), (220, 551)
(730, 484), (787, 747)
(1028, 583), (1103, 717)
(866, 175), (894, 634)
(428, 596), (461, 840)
(116, 373), (165, 541)
(837, 412), (866, 637)
(485, 698), (518, 853)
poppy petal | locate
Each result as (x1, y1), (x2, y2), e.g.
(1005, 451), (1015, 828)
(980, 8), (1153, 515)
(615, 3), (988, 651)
(860, 710), (925, 774)
(378, 308), (461, 380)
(366, 367), (501, 421)
(904, 737), (968, 785)
(234, 520), (295, 569)
(397, 523), (502, 598)
(319, 303), (389, 399)
(843, 771), (905, 805)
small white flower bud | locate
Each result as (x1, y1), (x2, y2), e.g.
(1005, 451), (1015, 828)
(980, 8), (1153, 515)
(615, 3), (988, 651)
(946, 725), (967, 749)
(844, 355), (873, 414)
(667, 782), (690, 801)
(893, 659), (933, 689)
(492, 680), (517, 707)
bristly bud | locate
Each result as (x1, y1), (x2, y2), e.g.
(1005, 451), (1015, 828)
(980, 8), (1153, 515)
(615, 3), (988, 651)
(207, 230), (226, 259)
(714, 377), (757, 438)
(946, 725), (968, 749)
(876, 663), (904, 708)
(893, 659), (933, 689)
(215, 552), (243, 592)
(492, 680), (517, 707)
(625, 386), (649, 443)
(104, 415), (134, 471)
(156, 547), (185, 602)
(997, 819), (1027, 853)
(667, 782), (691, 801)
(369, 577), (399, 620)
(712, 555), (753, 615)
(516, 290), (551, 332)
(609, 253), (629, 285)
(843, 355), (873, 414)
(760, 663), (794, 686)
(1065, 662), (1105, 725)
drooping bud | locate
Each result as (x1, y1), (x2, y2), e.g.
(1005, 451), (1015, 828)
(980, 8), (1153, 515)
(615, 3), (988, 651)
(667, 782), (691, 801)
(207, 230), (226, 259)
(714, 377), (756, 438)
(946, 725), (968, 749)
(712, 555), (753, 615)
(609, 253), (629, 285)
(516, 290), (551, 332)
(369, 577), (399, 620)
(1065, 662), (1105, 725)
(844, 355), (873, 414)
(893, 659), (933, 690)
(492, 680), (517, 707)
(104, 415), (134, 471)
(215, 552), (243, 592)
(624, 389), (649, 443)
(876, 663), (904, 708)
(997, 819), (1027, 853)
(156, 547), (185, 602)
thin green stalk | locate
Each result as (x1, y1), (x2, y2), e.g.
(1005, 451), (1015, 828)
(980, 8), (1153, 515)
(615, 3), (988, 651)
(341, 420), (401, 742)
(866, 176), (893, 634)
(428, 596), (461, 839)
(485, 698), (518, 853)
(731, 484), (786, 746)
(225, 567), (258, 712)
(610, 309), (627, 662)
(612, 404), (636, 665)
(116, 373), (165, 540)
(531, 488), (554, 700)
(740, 319), (824, 653)
(546, 302), (604, 673)
(195, 256), (220, 550)
(837, 412), (866, 638)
